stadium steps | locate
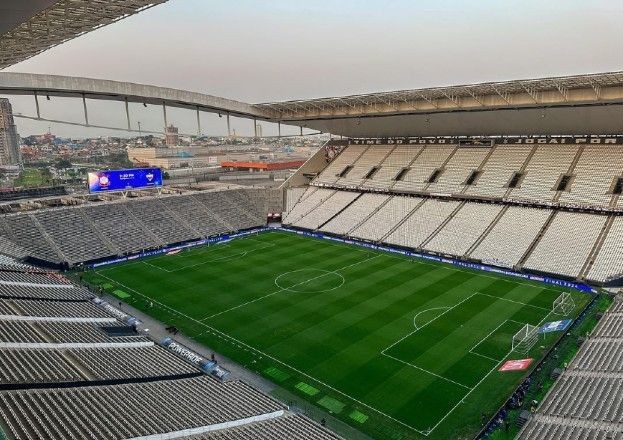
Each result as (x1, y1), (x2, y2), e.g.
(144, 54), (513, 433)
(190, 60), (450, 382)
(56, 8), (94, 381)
(316, 192), (363, 230)
(389, 145), (427, 190)
(553, 145), (585, 203)
(423, 145), (459, 191)
(155, 198), (202, 239)
(419, 200), (466, 249)
(76, 208), (121, 256)
(465, 204), (510, 257)
(286, 189), (336, 225)
(503, 144), (538, 198)
(348, 195), (395, 237)
(578, 214), (616, 280)
(515, 210), (557, 270)
(191, 194), (235, 232)
(378, 197), (427, 242)
(120, 203), (166, 247)
(460, 144), (498, 194)
(29, 214), (67, 263)
(57, 350), (96, 381)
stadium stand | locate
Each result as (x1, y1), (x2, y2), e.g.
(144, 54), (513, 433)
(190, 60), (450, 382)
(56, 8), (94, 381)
(320, 193), (390, 235)
(518, 298), (623, 440)
(352, 196), (424, 242)
(184, 414), (341, 440)
(586, 216), (623, 282)
(0, 257), (335, 440)
(282, 138), (623, 284)
(469, 206), (551, 268)
(464, 144), (533, 197)
(394, 144), (456, 192)
(385, 198), (459, 249)
(424, 202), (503, 256)
(425, 147), (490, 194)
(0, 188), (271, 267)
(523, 212), (606, 278)
(507, 144), (580, 202)
(362, 145), (423, 190)
(292, 191), (359, 230)
(283, 188), (335, 225)
(315, 145), (367, 185)
(559, 144), (623, 207)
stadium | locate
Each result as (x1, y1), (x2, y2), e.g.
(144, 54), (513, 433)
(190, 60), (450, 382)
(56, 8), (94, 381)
(0, 2), (621, 440)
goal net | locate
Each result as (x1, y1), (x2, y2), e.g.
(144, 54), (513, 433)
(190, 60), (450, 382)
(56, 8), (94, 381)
(512, 324), (539, 354)
(552, 292), (575, 316)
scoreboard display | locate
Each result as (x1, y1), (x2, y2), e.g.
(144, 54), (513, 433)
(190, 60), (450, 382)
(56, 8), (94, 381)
(87, 168), (163, 193)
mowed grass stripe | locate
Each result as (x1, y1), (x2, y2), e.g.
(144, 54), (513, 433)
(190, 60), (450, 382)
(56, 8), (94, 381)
(84, 230), (584, 440)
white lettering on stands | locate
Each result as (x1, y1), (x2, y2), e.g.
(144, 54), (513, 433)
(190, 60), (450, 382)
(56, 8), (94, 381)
(168, 342), (203, 365)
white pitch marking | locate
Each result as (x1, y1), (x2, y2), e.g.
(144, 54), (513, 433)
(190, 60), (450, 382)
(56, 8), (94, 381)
(201, 254), (379, 321)
(413, 307), (451, 330)
(93, 270), (428, 436)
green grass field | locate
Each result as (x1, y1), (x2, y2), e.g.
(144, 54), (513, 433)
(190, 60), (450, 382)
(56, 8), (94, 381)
(83, 231), (590, 440)
(14, 168), (53, 187)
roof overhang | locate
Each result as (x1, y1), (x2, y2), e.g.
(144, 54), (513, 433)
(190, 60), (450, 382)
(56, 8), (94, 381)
(0, 72), (274, 120)
(0, 1), (169, 70)
(254, 72), (623, 137)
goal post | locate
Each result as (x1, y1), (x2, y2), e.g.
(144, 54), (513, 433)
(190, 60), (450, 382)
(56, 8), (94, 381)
(552, 292), (575, 316)
(512, 324), (539, 354)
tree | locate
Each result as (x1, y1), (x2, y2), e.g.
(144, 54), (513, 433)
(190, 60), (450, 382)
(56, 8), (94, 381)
(55, 158), (72, 169)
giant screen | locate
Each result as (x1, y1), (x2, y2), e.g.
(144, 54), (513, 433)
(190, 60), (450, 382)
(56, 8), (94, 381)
(87, 168), (163, 193)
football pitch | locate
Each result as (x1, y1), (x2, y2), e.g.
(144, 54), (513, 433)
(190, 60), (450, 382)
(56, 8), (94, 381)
(84, 230), (590, 440)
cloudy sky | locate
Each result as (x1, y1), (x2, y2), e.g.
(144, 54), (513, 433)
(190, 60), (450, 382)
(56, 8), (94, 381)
(2, 0), (623, 137)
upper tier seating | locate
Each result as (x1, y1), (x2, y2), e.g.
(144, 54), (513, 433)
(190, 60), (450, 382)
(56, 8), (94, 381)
(393, 145), (456, 192)
(491, 144), (578, 202)
(315, 145), (368, 185)
(313, 143), (623, 209)
(337, 145), (394, 187)
(426, 147), (490, 194)
(363, 145), (423, 190)
(559, 145), (623, 207)
(464, 144), (532, 197)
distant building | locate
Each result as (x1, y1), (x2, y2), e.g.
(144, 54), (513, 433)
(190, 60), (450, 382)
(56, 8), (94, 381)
(165, 124), (179, 147)
(0, 99), (21, 165)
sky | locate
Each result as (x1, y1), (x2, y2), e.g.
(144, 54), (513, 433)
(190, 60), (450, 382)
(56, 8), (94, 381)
(2, 0), (623, 137)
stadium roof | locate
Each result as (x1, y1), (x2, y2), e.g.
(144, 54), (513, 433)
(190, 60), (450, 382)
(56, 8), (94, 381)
(256, 71), (623, 117)
(255, 71), (623, 137)
(0, 0), (168, 70)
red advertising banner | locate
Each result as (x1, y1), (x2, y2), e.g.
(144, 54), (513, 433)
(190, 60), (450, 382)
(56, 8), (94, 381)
(499, 358), (533, 372)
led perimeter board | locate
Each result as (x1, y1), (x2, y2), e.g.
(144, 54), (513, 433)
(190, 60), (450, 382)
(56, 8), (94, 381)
(87, 168), (162, 193)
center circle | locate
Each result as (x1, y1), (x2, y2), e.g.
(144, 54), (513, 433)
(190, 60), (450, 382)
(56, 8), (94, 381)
(275, 269), (345, 293)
